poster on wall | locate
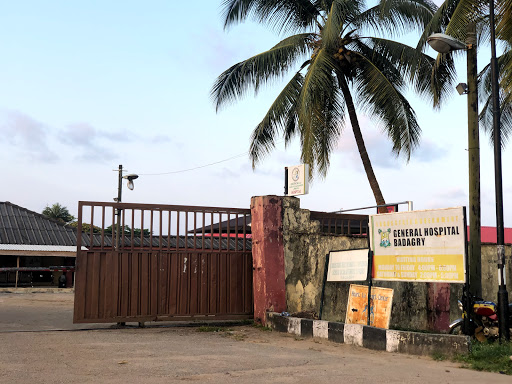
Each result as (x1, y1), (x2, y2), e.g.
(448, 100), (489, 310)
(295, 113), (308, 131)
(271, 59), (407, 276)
(345, 284), (393, 329)
(327, 249), (368, 282)
(369, 207), (466, 283)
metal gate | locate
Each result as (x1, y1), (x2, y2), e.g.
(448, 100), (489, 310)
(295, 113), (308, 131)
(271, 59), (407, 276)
(73, 202), (253, 323)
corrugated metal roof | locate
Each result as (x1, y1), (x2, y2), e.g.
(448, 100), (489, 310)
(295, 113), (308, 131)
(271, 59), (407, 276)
(479, 226), (512, 244)
(0, 202), (80, 246)
(0, 244), (86, 252)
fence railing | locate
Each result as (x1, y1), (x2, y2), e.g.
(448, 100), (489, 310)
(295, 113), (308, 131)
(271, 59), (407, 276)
(310, 211), (368, 236)
(76, 202), (252, 252)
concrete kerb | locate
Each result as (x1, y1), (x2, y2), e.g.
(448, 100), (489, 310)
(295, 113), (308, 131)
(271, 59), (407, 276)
(266, 312), (470, 356)
(0, 288), (74, 294)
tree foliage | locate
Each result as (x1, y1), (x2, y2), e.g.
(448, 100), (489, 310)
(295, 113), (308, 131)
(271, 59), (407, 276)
(66, 222), (150, 237)
(212, 0), (440, 205)
(417, 0), (512, 147)
(104, 225), (150, 237)
(42, 203), (75, 224)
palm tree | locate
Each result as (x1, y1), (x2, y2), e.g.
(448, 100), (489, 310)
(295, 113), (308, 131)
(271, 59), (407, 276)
(212, 0), (440, 206)
(481, 0), (512, 147)
(419, 0), (512, 146)
(42, 203), (75, 224)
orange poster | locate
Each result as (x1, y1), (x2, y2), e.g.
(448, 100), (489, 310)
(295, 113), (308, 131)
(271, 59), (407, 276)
(345, 284), (393, 329)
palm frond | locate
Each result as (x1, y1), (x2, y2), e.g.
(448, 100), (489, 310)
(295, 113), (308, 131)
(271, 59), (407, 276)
(497, 0), (512, 43)
(221, 0), (320, 33)
(309, 81), (345, 176)
(249, 71), (304, 167)
(351, 51), (421, 159)
(445, 0), (485, 38)
(479, 95), (512, 149)
(298, 65), (345, 177)
(297, 48), (337, 127)
(321, 0), (355, 49)
(357, 37), (456, 108)
(416, 0), (484, 51)
(478, 50), (512, 148)
(356, 0), (436, 37)
(211, 33), (315, 111)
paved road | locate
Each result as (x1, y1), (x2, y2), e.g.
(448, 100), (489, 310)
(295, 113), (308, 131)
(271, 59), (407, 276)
(0, 293), (510, 383)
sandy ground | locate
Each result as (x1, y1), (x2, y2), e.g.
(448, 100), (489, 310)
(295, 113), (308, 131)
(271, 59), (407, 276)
(0, 293), (510, 383)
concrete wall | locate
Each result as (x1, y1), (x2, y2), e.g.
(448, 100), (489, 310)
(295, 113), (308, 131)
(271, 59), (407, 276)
(282, 197), (366, 315)
(481, 243), (512, 302)
(282, 197), (464, 331)
(252, 195), (511, 331)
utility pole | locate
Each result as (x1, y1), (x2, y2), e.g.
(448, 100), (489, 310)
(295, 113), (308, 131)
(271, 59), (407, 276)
(466, 23), (482, 298)
(115, 164), (122, 250)
(489, 0), (510, 342)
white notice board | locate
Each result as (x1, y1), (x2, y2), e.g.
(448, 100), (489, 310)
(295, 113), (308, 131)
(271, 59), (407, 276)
(327, 249), (369, 282)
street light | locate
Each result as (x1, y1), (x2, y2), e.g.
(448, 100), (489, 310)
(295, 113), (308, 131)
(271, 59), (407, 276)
(114, 165), (139, 250)
(427, 33), (466, 53)
(428, 25), (482, 303)
(124, 174), (139, 190)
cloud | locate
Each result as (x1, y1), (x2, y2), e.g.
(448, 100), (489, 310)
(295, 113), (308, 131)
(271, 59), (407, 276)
(335, 120), (399, 170)
(0, 109), (59, 163)
(61, 123), (97, 147)
(411, 138), (447, 163)
(60, 123), (117, 162)
(103, 131), (135, 142)
(203, 28), (241, 73)
(424, 188), (467, 210)
(149, 134), (172, 144)
(59, 123), (172, 163)
(335, 115), (448, 171)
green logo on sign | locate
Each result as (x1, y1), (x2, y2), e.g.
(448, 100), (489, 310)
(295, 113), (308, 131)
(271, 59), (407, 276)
(378, 228), (391, 247)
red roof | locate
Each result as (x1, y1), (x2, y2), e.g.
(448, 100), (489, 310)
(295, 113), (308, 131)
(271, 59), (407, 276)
(469, 226), (512, 244)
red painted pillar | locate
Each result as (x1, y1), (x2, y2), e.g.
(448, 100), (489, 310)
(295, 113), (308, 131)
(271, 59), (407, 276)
(427, 282), (451, 332)
(250, 196), (287, 324)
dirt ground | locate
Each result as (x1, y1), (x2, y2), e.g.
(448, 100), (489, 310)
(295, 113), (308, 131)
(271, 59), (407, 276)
(0, 293), (510, 383)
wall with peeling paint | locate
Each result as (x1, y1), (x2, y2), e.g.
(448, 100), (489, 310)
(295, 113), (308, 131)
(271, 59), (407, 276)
(282, 196), (366, 318)
(282, 197), (467, 331)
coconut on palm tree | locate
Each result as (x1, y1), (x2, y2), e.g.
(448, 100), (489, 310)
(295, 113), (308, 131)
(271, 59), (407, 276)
(212, 0), (441, 206)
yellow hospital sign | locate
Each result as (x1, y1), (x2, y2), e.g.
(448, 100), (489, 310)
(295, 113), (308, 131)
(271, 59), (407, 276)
(369, 207), (466, 283)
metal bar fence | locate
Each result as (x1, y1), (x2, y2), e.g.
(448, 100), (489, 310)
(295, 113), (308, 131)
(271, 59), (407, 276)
(74, 201), (253, 324)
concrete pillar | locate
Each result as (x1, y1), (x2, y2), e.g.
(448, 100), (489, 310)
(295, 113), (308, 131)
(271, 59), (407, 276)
(250, 196), (287, 324)
(427, 283), (451, 332)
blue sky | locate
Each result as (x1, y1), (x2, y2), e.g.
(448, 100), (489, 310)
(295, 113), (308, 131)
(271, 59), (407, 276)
(0, 0), (510, 227)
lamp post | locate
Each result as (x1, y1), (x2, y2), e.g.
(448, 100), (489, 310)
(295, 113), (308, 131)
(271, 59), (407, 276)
(114, 164), (139, 250)
(427, 25), (482, 301)
(489, 0), (510, 342)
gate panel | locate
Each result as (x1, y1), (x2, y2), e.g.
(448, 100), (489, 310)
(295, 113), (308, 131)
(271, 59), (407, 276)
(73, 202), (253, 323)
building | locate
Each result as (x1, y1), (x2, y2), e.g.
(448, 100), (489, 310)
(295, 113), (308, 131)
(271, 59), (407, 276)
(0, 201), (81, 288)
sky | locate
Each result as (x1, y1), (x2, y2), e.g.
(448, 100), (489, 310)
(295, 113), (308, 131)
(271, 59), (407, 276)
(0, 0), (511, 227)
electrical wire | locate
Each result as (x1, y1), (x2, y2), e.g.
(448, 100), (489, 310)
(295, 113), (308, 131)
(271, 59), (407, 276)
(136, 152), (249, 176)
(135, 140), (286, 176)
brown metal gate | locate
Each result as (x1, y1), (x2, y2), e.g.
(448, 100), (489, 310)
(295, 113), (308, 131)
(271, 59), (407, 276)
(73, 202), (253, 323)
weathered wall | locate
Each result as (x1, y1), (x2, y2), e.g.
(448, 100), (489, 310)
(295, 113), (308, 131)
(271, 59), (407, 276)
(251, 196), (287, 323)
(283, 197), (366, 315)
(481, 243), (512, 301)
(282, 197), (464, 331)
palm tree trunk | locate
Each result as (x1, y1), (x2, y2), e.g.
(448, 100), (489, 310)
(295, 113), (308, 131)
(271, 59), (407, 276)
(338, 76), (386, 207)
